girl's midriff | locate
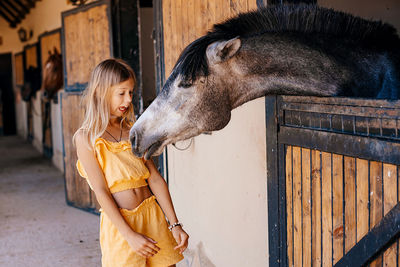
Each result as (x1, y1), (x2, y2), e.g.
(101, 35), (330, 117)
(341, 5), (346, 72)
(112, 185), (153, 210)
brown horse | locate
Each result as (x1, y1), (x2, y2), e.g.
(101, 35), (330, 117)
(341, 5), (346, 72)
(130, 4), (400, 160)
(42, 47), (63, 100)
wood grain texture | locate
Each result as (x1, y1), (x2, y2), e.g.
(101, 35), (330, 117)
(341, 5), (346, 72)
(370, 161), (383, 267)
(302, 148), (312, 267)
(332, 154), (343, 264)
(344, 156), (356, 253)
(25, 45), (37, 69)
(356, 159), (369, 242)
(286, 146), (293, 267)
(293, 146), (302, 266)
(321, 152), (332, 267)
(383, 164), (397, 267)
(63, 4), (111, 86)
(311, 149), (322, 266)
(61, 93), (98, 211)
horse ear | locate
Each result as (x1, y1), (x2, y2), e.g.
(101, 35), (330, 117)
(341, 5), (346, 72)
(206, 37), (241, 64)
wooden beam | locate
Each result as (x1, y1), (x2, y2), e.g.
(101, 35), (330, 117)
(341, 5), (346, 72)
(0, 8), (16, 27)
(334, 203), (400, 267)
(0, 2), (21, 23)
(13, 0), (30, 14)
(4, 0), (26, 19)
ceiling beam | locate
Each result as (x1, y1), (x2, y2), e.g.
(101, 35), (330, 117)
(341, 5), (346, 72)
(3, 0), (26, 19)
(0, 7), (16, 28)
(0, 1), (21, 23)
(13, 0), (30, 14)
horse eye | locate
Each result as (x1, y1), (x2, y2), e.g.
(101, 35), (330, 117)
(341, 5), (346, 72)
(178, 81), (192, 88)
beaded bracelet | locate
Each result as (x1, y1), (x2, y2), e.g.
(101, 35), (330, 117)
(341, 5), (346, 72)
(168, 222), (183, 231)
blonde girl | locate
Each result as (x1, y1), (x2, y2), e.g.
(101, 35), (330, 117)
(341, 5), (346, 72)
(74, 58), (188, 267)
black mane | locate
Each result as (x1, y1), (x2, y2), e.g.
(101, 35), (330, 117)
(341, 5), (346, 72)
(171, 4), (400, 84)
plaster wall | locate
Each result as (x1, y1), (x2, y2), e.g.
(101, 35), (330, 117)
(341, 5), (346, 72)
(171, 98), (268, 267)
(319, 0), (400, 31)
(51, 91), (65, 173)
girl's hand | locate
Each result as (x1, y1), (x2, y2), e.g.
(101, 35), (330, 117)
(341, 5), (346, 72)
(172, 226), (189, 254)
(126, 232), (160, 258)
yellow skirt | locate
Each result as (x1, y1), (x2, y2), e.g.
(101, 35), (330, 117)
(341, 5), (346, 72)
(100, 196), (184, 267)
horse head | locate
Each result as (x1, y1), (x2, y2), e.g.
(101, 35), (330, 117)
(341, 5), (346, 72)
(130, 36), (247, 159)
(43, 47), (63, 100)
(130, 5), (400, 159)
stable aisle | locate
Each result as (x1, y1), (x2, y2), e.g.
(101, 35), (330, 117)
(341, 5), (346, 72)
(0, 135), (101, 267)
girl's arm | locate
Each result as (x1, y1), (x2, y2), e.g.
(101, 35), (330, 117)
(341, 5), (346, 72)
(75, 132), (160, 258)
(146, 159), (189, 253)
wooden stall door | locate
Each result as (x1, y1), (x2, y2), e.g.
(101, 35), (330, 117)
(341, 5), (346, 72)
(61, 0), (113, 213)
(266, 95), (400, 267)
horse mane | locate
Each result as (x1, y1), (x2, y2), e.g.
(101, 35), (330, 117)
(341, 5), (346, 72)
(172, 4), (400, 83)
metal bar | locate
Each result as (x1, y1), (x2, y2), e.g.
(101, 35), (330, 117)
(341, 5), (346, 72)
(279, 126), (400, 165)
(334, 203), (400, 267)
(266, 95), (282, 267)
(281, 95), (400, 109)
(282, 102), (400, 120)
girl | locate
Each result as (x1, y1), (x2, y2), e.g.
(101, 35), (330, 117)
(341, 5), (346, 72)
(74, 58), (188, 267)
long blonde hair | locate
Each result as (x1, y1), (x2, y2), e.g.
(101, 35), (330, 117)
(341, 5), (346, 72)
(73, 58), (137, 147)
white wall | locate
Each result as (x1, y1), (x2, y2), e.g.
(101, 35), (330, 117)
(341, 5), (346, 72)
(51, 90), (65, 173)
(319, 0), (400, 31)
(171, 98), (268, 267)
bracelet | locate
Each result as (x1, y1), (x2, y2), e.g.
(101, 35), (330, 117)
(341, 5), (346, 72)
(168, 222), (183, 231)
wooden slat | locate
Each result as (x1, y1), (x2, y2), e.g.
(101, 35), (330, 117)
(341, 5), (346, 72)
(321, 152), (332, 266)
(370, 161), (383, 267)
(248, 0), (257, 10)
(344, 157), (356, 253)
(332, 154), (343, 264)
(63, 4), (111, 87)
(162, 0), (172, 76)
(25, 45), (37, 68)
(14, 53), (24, 86)
(280, 95), (400, 110)
(356, 159), (369, 242)
(187, 0), (196, 44)
(286, 146), (293, 267)
(302, 148), (312, 266)
(40, 31), (61, 71)
(207, 0), (216, 31)
(292, 146), (302, 266)
(312, 149), (322, 266)
(383, 164), (398, 267)
(61, 93), (97, 211)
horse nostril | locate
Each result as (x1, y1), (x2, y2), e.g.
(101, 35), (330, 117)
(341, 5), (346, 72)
(130, 129), (139, 151)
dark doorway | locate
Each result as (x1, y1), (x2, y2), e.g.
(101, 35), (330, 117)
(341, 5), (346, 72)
(139, 1), (157, 111)
(0, 53), (16, 136)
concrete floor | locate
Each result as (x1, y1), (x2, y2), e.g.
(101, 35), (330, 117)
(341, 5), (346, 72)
(0, 135), (101, 267)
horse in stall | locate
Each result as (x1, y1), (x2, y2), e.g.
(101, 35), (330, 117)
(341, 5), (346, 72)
(130, 4), (400, 160)
(42, 47), (63, 101)
(41, 47), (63, 156)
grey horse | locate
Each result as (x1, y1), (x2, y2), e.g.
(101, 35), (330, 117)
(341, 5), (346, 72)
(130, 4), (400, 160)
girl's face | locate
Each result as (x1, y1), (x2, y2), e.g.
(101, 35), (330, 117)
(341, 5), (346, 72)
(110, 78), (134, 118)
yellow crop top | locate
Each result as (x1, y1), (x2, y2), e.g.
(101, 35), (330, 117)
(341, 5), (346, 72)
(76, 138), (150, 193)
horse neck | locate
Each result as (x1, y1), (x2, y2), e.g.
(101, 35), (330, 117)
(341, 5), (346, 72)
(227, 38), (347, 109)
